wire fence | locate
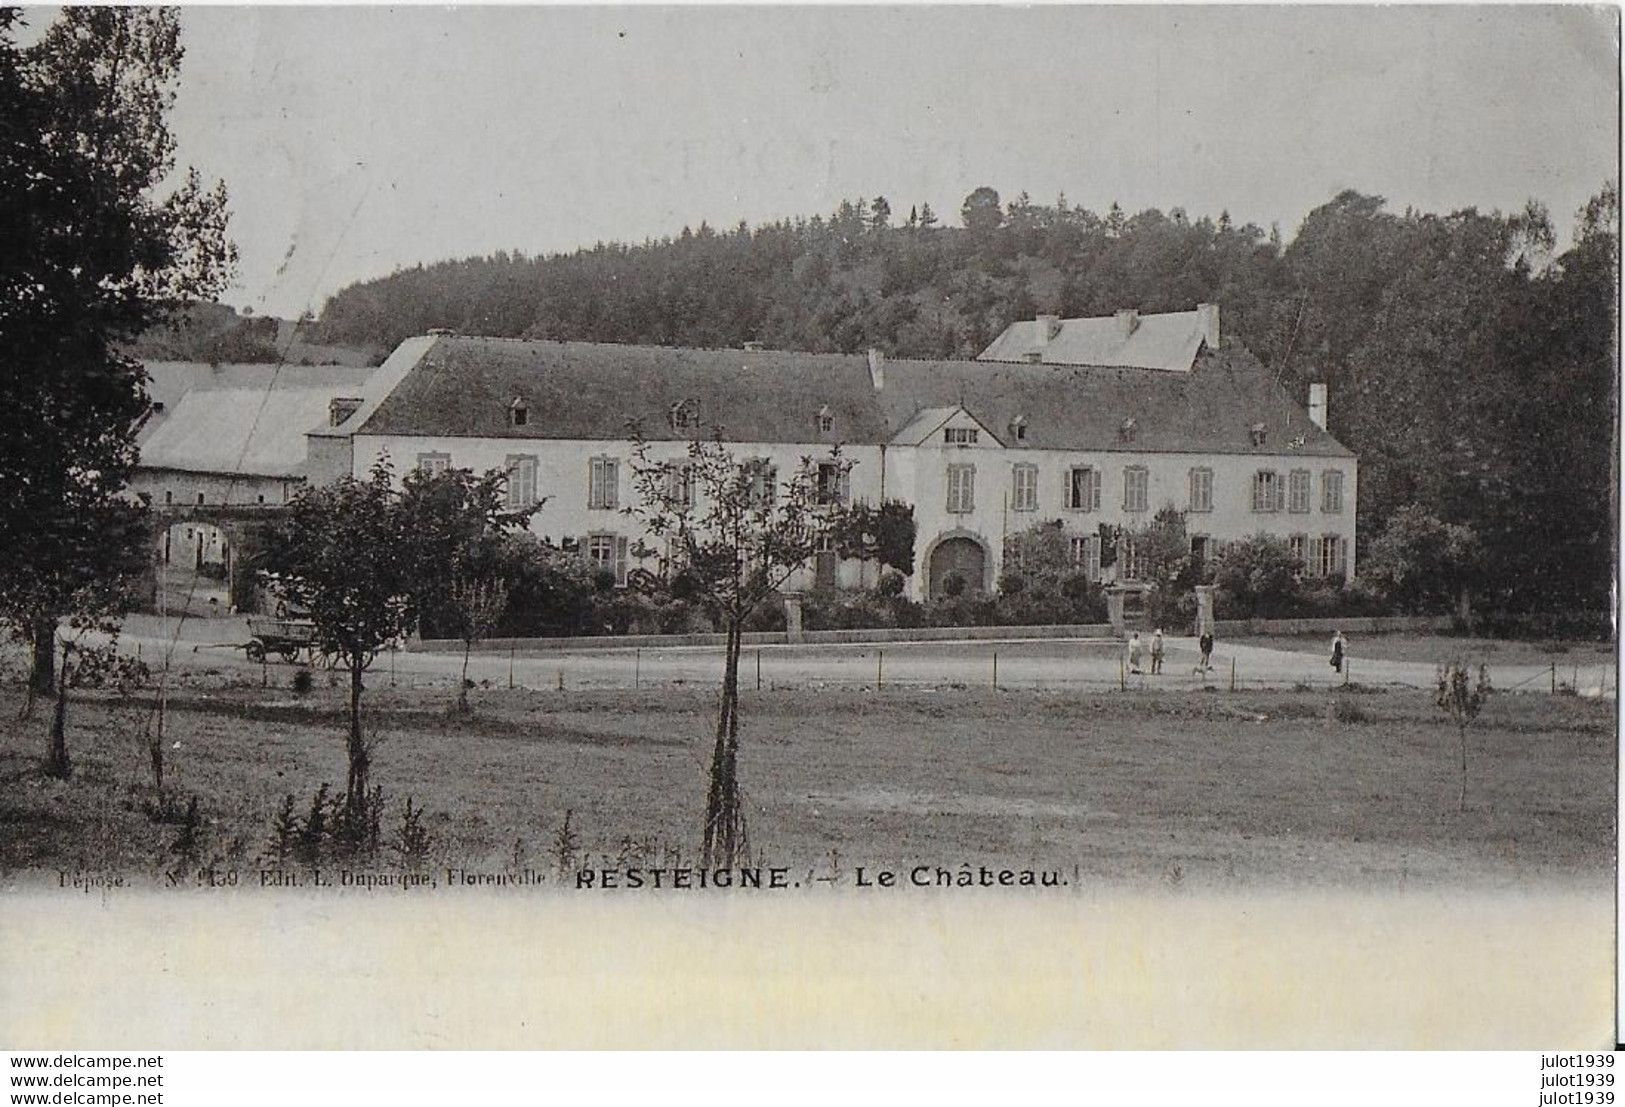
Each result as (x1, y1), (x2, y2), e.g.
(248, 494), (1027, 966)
(199, 642), (1618, 700)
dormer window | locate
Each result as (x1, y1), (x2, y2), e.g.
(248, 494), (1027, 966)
(151, 401), (166, 414)
(1118, 417), (1137, 443)
(816, 405), (834, 434)
(509, 398), (529, 427)
(1009, 415), (1028, 442)
(329, 397), (362, 427)
(669, 400), (696, 432)
(1250, 422), (1268, 448)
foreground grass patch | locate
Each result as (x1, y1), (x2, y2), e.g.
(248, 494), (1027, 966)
(0, 681), (1612, 889)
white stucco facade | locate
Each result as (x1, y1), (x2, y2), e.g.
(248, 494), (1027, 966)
(348, 420), (1356, 601)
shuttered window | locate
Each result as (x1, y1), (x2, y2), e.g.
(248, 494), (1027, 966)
(588, 533), (630, 587)
(1011, 464), (1038, 511)
(1067, 466), (1100, 511)
(1288, 469), (1311, 513)
(505, 455), (538, 508)
(1123, 466), (1149, 512)
(1188, 468), (1213, 513)
(946, 464), (975, 513)
(589, 457), (619, 509)
(1322, 471), (1345, 514)
(1252, 470), (1284, 513)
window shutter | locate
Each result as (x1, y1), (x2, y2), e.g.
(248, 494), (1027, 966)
(1308, 536), (1323, 575)
(838, 468), (850, 503)
(587, 460), (597, 508)
(615, 536), (629, 587)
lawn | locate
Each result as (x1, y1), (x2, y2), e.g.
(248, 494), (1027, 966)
(1235, 631), (1616, 668)
(0, 677), (1612, 890)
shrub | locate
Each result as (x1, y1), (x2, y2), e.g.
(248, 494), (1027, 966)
(291, 668), (314, 696)
(1213, 534), (1303, 618)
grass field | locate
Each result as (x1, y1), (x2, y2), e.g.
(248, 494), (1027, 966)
(0, 678), (1612, 890)
(1234, 631), (1616, 667)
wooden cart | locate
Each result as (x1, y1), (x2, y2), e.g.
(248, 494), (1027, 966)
(245, 616), (321, 664)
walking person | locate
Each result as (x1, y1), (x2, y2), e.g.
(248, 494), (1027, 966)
(1197, 629), (1214, 675)
(1127, 631), (1144, 675)
(1330, 629), (1347, 675)
(1149, 628), (1165, 675)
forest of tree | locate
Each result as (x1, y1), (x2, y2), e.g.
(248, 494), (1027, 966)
(312, 186), (1619, 617)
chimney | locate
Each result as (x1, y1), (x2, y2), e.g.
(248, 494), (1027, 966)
(1116, 308), (1140, 339)
(1308, 382), (1328, 430)
(1196, 302), (1220, 349)
(867, 348), (885, 391)
(1034, 313), (1060, 361)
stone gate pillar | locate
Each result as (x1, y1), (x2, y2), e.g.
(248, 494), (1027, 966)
(783, 592), (804, 645)
(1105, 587), (1127, 636)
(1194, 584), (1216, 637)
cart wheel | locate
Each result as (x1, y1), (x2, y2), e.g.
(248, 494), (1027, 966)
(246, 641), (266, 663)
(278, 645), (298, 663)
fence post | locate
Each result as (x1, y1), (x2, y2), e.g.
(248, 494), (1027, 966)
(508, 645), (515, 690)
(1119, 656), (1126, 692)
(635, 648), (641, 690)
(992, 650), (999, 690)
(557, 667), (564, 692)
(1344, 658), (1350, 687)
(756, 650), (761, 691)
(1551, 662), (1556, 694)
(1229, 657), (1236, 693)
(877, 649), (884, 689)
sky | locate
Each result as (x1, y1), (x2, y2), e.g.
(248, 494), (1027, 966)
(24, 4), (1618, 319)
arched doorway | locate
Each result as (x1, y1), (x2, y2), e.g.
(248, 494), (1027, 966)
(928, 536), (987, 598)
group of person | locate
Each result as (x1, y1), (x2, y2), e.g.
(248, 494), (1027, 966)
(1125, 627), (1216, 675)
(1125, 628), (1349, 677)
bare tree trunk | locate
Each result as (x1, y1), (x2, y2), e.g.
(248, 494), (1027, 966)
(1457, 723), (1468, 813)
(703, 621), (744, 867)
(44, 646), (71, 779)
(459, 641), (472, 713)
(29, 614), (56, 700)
(346, 659), (369, 811)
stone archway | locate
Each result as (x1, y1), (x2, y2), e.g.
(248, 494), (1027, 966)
(141, 505), (280, 617)
(927, 534), (989, 599)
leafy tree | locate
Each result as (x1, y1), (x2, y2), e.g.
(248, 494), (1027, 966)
(626, 424), (850, 867)
(1211, 534), (1304, 619)
(446, 553), (511, 714)
(398, 465), (540, 711)
(998, 520), (1101, 623)
(960, 186), (1003, 235)
(832, 499), (916, 576)
(1123, 505), (1194, 626)
(0, 8), (236, 694)
(1361, 506), (1480, 615)
(264, 462), (415, 811)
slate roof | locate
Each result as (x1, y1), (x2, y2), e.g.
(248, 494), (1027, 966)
(139, 387), (353, 478)
(355, 335), (1354, 459)
(139, 361), (374, 444)
(978, 309), (1207, 370)
(358, 336), (893, 445)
